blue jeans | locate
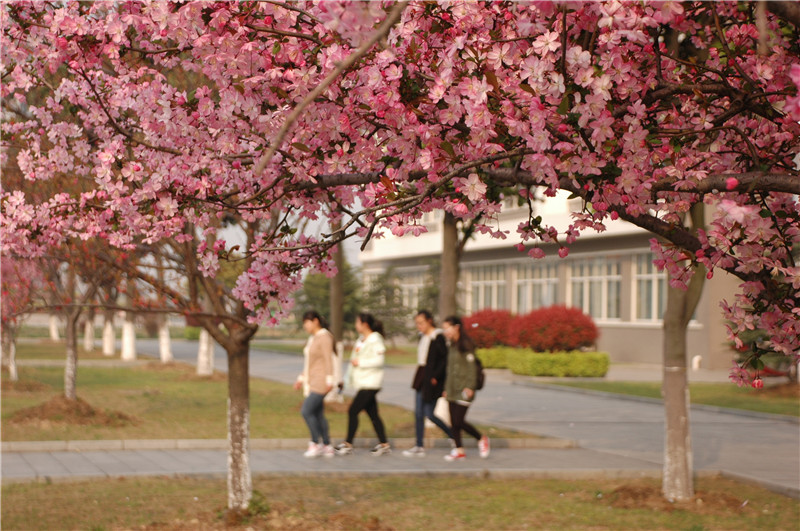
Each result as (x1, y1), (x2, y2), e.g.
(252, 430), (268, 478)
(415, 389), (453, 447)
(301, 392), (330, 445)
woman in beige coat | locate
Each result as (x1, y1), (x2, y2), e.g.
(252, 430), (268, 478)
(295, 311), (335, 458)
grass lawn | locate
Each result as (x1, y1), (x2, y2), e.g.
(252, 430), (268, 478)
(2, 475), (798, 530)
(546, 381), (800, 417)
(251, 339), (420, 365)
(1, 342), (515, 442)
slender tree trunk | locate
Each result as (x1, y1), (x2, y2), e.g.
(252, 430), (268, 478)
(83, 309), (95, 352)
(226, 339), (251, 512)
(438, 212), (460, 319)
(1, 326), (18, 382)
(158, 316), (173, 363)
(661, 205), (706, 502)
(102, 311), (115, 356)
(49, 314), (60, 340)
(329, 238), (345, 344)
(121, 311), (136, 361)
(197, 328), (214, 375)
(64, 310), (80, 401)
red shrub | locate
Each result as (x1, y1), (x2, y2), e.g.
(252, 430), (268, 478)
(507, 306), (598, 352)
(462, 309), (513, 348)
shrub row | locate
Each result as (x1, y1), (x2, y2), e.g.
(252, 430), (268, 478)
(477, 347), (610, 378)
(464, 306), (598, 352)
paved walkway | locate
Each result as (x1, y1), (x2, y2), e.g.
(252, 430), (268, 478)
(3, 340), (798, 500)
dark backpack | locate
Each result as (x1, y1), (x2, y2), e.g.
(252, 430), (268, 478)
(474, 355), (485, 390)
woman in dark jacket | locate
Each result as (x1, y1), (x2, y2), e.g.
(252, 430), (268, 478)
(441, 316), (490, 461)
(402, 310), (454, 457)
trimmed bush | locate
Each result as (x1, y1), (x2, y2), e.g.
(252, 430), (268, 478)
(184, 326), (202, 340)
(507, 306), (598, 352)
(463, 309), (513, 348)
(476, 347), (513, 369)
(506, 349), (609, 377)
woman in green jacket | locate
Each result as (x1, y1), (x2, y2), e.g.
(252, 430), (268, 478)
(442, 316), (490, 461)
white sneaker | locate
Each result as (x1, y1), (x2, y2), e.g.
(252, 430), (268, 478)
(402, 446), (426, 457)
(444, 448), (466, 461)
(334, 442), (353, 456)
(321, 444), (335, 458)
(303, 442), (322, 458)
(370, 443), (392, 456)
(478, 435), (490, 459)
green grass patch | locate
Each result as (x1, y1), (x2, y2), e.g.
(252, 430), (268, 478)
(547, 381), (800, 417)
(2, 475), (797, 530)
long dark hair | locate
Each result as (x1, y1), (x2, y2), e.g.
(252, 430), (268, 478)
(443, 315), (475, 354)
(302, 310), (328, 329)
(357, 312), (384, 336)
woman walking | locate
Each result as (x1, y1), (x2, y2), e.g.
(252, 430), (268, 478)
(294, 311), (335, 458)
(441, 315), (490, 461)
(335, 313), (392, 456)
(402, 309), (453, 457)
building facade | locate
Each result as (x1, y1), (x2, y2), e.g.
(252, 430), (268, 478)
(359, 191), (740, 369)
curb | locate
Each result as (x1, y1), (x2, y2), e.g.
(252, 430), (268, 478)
(1, 436), (575, 453)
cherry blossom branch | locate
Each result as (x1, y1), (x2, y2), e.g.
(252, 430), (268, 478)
(244, 23), (322, 45)
(245, 1), (408, 202)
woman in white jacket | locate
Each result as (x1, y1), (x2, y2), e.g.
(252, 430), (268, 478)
(335, 313), (391, 456)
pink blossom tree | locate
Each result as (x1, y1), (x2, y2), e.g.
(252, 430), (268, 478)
(3, 0), (798, 509)
(1, 256), (46, 381)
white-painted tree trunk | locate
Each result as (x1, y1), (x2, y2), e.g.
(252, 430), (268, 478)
(197, 329), (214, 375)
(83, 319), (95, 352)
(102, 318), (115, 357)
(64, 314), (79, 401)
(121, 312), (137, 361)
(1, 330), (18, 382)
(49, 314), (60, 340)
(158, 319), (173, 363)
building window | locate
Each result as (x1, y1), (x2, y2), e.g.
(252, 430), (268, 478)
(516, 262), (558, 314)
(467, 264), (507, 312)
(570, 258), (621, 320)
(397, 270), (426, 312)
(635, 254), (667, 321)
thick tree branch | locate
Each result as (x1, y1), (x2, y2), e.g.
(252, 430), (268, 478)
(651, 172), (800, 195)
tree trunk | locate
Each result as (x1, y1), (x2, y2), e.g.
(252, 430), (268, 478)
(1, 326), (18, 382)
(661, 206), (706, 502)
(197, 328), (215, 375)
(158, 316), (173, 363)
(64, 311), (80, 401)
(329, 240), (345, 344)
(226, 339), (252, 512)
(102, 311), (115, 356)
(438, 212), (460, 319)
(662, 285), (694, 501)
(49, 314), (60, 340)
(121, 311), (136, 361)
(83, 309), (95, 352)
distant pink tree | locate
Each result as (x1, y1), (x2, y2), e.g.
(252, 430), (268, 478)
(1, 256), (46, 380)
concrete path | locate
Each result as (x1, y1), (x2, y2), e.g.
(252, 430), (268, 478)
(3, 339), (798, 500)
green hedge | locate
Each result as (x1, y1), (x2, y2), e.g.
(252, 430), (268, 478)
(184, 326), (202, 340)
(477, 347), (609, 377)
